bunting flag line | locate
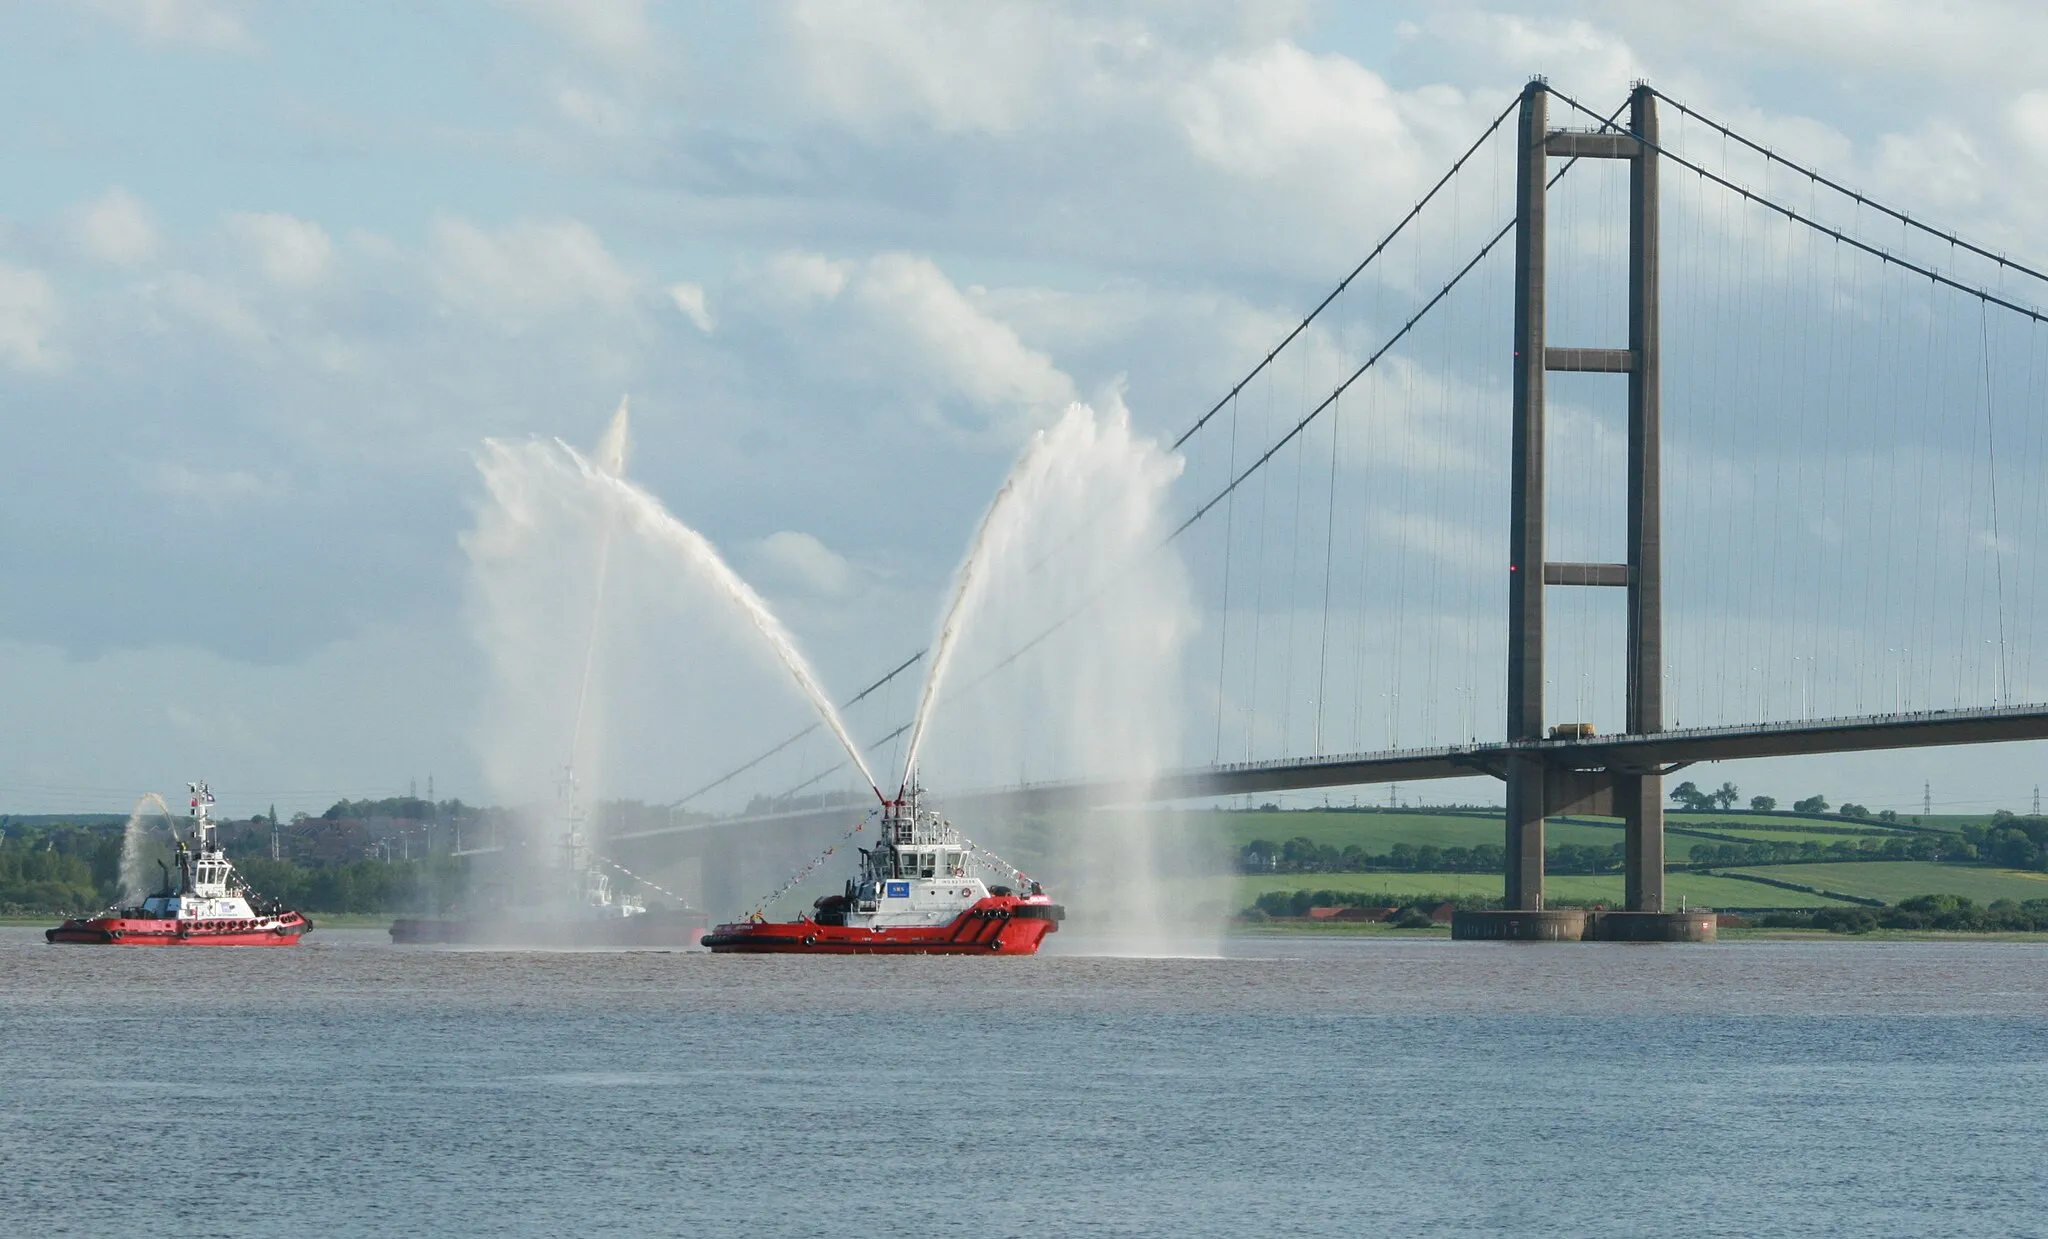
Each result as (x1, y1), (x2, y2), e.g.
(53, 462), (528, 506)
(745, 815), (873, 920)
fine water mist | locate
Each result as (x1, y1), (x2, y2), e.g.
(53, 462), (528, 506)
(119, 792), (181, 905)
(908, 403), (1210, 954)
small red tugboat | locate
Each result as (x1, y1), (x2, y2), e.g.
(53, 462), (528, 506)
(703, 780), (1063, 955)
(47, 782), (312, 946)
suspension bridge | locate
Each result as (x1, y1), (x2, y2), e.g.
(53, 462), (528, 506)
(605, 80), (2048, 937)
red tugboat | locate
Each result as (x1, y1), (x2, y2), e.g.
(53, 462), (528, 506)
(46, 782), (312, 946)
(702, 780), (1063, 954)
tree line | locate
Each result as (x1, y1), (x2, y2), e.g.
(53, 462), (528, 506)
(1757, 894), (2048, 933)
(1247, 889), (1496, 919)
(0, 818), (467, 916)
(1683, 833), (1971, 868)
(1241, 837), (1636, 875)
(232, 855), (466, 916)
(1967, 815), (2048, 869)
(1242, 815), (2048, 878)
(1667, 780), (1894, 820)
(1244, 888), (2048, 932)
(0, 828), (110, 914)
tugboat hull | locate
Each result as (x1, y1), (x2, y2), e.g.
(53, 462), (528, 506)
(703, 898), (1062, 955)
(46, 913), (311, 946)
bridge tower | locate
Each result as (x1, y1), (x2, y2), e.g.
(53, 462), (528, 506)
(1502, 79), (1668, 920)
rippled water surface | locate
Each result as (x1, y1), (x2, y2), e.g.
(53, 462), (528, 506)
(4, 929), (2043, 1237)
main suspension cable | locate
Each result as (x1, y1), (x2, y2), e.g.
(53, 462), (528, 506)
(1548, 87), (2048, 326)
(669, 649), (924, 809)
(1171, 92), (1521, 451)
(1648, 88), (2048, 289)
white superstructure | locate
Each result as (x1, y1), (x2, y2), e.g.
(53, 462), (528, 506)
(141, 781), (260, 921)
(817, 780), (1029, 930)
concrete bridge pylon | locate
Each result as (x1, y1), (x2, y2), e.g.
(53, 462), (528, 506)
(1478, 79), (1704, 940)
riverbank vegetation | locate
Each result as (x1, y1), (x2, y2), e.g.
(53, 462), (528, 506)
(1754, 895), (2048, 933)
(0, 812), (465, 916)
(1203, 799), (2048, 913)
(1236, 888), (2048, 934)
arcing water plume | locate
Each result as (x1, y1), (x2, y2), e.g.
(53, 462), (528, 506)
(908, 402), (1207, 954)
(593, 396), (631, 477)
(119, 792), (181, 905)
(897, 438), (1049, 793)
(557, 445), (884, 801)
(566, 397), (631, 774)
(467, 420), (883, 925)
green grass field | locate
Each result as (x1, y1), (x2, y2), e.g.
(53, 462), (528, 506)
(1192, 871), (1853, 909)
(1662, 833), (1930, 864)
(1160, 808), (2036, 911)
(1178, 808), (1918, 856)
(1180, 809), (1560, 851)
(1668, 811), (1917, 831)
(1213, 857), (2048, 910)
(1720, 861), (2048, 905)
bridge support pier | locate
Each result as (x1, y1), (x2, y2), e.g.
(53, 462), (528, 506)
(1491, 79), (1680, 927)
(1505, 757), (1546, 910)
(1452, 908), (1714, 941)
(1619, 772), (1663, 913)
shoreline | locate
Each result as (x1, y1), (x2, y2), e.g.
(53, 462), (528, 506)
(8, 914), (2047, 942)
(1232, 920), (2048, 941)
(0, 912), (394, 930)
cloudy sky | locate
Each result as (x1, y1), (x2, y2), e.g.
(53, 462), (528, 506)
(6, 0), (2048, 818)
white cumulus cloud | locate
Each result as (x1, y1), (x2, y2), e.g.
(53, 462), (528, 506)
(786, 0), (1084, 135)
(508, 0), (663, 75)
(85, 0), (256, 52)
(667, 282), (714, 332)
(430, 218), (640, 333)
(71, 189), (160, 266)
(146, 461), (272, 513)
(0, 265), (62, 371)
(763, 251), (850, 303)
(1178, 41), (1415, 181)
(753, 530), (853, 596)
(226, 211), (334, 286)
(853, 253), (1080, 440)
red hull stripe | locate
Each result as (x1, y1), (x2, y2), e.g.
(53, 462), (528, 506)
(45, 915), (310, 946)
(702, 899), (1062, 955)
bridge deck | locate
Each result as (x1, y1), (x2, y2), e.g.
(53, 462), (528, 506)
(597, 703), (2048, 845)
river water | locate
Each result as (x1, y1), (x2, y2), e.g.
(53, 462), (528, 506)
(3, 929), (2042, 1237)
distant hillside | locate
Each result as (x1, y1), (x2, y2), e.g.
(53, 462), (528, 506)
(0, 814), (126, 829)
(1167, 805), (2048, 911)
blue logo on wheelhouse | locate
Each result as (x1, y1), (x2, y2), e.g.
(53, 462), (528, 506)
(885, 881), (911, 899)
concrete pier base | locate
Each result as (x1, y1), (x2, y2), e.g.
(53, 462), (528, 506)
(1587, 910), (1717, 942)
(1451, 909), (1590, 940)
(1451, 908), (1717, 942)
